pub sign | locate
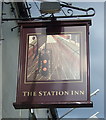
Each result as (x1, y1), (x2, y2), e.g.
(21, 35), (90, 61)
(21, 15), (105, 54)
(13, 20), (93, 108)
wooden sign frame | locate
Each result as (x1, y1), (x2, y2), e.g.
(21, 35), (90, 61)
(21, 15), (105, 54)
(13, 20), (93, 109)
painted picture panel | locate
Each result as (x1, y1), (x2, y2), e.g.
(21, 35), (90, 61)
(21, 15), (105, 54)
(27, 33), (80, 82)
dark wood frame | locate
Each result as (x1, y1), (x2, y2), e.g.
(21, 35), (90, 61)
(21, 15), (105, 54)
(13, 19), (93, 109)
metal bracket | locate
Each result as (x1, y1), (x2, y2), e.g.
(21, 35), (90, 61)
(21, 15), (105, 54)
(0, 39), (4, 41)
(40, 2), (95, 19)
(89, 112), (99, 118)
(29, 109), (37, 120)
(60, 2), (95, 17)
(11, 25), (20, 32)
(2, 2), (95, 21)
(58, 89), (100, 120)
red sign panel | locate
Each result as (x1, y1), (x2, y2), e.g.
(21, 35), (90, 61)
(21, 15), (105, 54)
(13, 20), (93, 108)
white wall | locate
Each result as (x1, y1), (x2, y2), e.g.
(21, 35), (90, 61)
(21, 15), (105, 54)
(2, 3), (29, 118)
(2, 3), (48, 118)
(0, 41), (2, 119)
(0, 1), (2, 119)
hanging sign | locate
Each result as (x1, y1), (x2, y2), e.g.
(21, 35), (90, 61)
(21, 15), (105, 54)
(13, 20), (93, 108)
